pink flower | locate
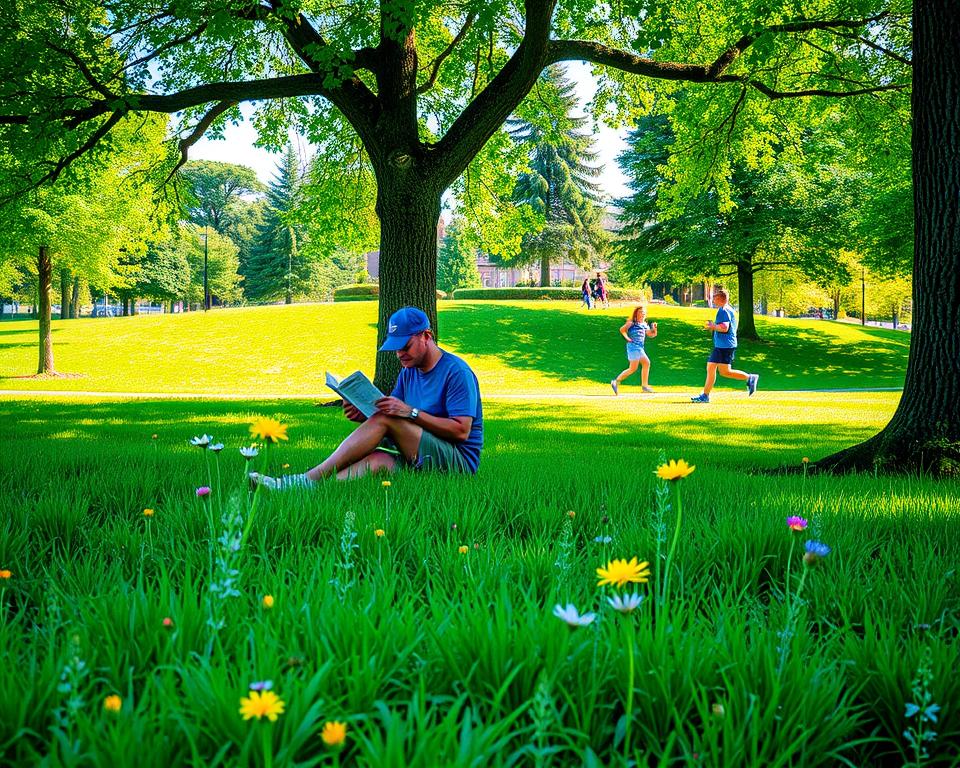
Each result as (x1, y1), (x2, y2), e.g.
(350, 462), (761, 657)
(196, 486), (211, 498)
(786, 516), (808, 532)
(162, 617), (173, 628)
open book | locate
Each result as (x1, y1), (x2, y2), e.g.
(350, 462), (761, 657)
(325, 371), (385, 419)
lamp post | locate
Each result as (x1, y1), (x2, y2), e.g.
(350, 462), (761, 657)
(203, 225), (210, 311)
(861, 267), (866, 326)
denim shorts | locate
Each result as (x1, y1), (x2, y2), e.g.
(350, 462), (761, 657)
(376, 432), (470, 473)
(626, 343), (648, 362)
(708, 347), (736, 364)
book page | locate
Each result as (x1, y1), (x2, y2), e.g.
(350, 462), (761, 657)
(326, 370), (383, 418)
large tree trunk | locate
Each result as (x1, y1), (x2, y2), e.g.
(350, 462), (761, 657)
(818, 0), (960, 476)
(540, 254), (551, 287)
(373, 178), (442, 392)
(59, 269), (70, 319)
(735, 257), (759, 340)
(36, 246), (55, 375)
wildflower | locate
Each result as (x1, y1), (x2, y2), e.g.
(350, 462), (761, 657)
(458, 545), (469, 554)
(209, 442), (224, 453)
(607, 592), (644, 614)
(786, 516), (808, 532)
(803, 540), (831, 566)
(196, 486), (211, 498)
(282, 463), (290, 469)
(712, 703), (725, 717)
(382, 480), (391, 488)
(262, 595), (274, 609)
(597, 557), (651, 588)
(553, 603), (596, 627)
(802, 457), (810, 464)
(249, 418), (288, 444)
(103, 695), (122, 712)
(0, 570), (11, 579)
(655, 459), (696, 481)
(190, 434), (212, 448)
(151, 433), (158, 440)
(162, 617), (173, 628)
(143, 508), (155, 517)
(321, 720), (348, 747)
(249, 680), (273, 692)
(239, 690), (285, 722)
(593, 535), (613, 544)
(566, 510), (576, 518)
(374, 529), (385, 537)
(450, 523), (457, 530)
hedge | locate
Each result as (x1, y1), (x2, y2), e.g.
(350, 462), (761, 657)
(333, 284), (446, 302)
(451, 286), (649, 301)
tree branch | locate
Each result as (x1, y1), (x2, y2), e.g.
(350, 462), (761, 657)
(547, 13), (896, 88)
(828, 29), (912, 66)
(434, 0), (557, 186)
(417, 12), (476, 94)
(166, 101), (239, 183)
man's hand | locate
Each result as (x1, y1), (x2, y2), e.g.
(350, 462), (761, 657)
(375, 396), (413, 418)
(343, 402), (365, 423)
(705, 321), (713, 330)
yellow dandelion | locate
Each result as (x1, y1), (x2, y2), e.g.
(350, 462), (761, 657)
(802, 457), (810, 464)
(374, 529), (385, 537)
(262, 595), (274, 609)
(381, 480), (391, 488)
(655, 459), (696, 481)
(321, 720), (348, 747)
(282, 463), (290, 469)
(0, 569), (11, 579)
(239, 690), (285, 722)
(249, 417), (289, 444)
(103, 694), (122, 712)
(458, 545), (469, 554)
(596, 557), (651, 588)
(142, 508), (154, 517)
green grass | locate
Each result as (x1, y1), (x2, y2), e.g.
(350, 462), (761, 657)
(2, 394), (958, 766)
(0, 301), (909, 394)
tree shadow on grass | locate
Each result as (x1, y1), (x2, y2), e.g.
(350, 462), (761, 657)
(438, 304), (907, 391)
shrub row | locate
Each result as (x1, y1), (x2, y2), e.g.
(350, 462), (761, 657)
(333, 284), (446, 302)
(451, 286), (649, 301)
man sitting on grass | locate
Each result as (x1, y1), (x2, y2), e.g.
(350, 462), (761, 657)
(251, 306), (483, 486)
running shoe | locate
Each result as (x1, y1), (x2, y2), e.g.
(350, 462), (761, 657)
(610, 379), (619, 396)
(690, 393), (710, 403)
(747, 374), (759, 396)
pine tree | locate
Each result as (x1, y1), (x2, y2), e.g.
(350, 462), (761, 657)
(244, 145), (310, 304)
(504, 66), (608, 286)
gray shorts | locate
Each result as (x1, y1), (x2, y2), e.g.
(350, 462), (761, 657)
(376, 431), (469, 473)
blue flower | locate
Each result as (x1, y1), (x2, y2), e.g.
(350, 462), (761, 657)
(803, 540), (831, 565)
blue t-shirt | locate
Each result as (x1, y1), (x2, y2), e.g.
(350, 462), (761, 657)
(627, 321), (649, 346)
(390, 350), (483, 473)
(713, 305), (737, 348)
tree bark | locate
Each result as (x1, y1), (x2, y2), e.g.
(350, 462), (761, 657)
(373, 177), (442, 393)
(36, 246), (55, 375)
(818, 0), (960, 476)
(540, 254), (551, 287)
(59, 269), (71, 319)
(70, 276), (80, 318)
(735, 257), (760, 340)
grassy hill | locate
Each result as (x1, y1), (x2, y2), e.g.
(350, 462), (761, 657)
(0, 301), (908, 394)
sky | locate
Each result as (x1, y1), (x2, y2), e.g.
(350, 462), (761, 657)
(192, 62), (633, 204)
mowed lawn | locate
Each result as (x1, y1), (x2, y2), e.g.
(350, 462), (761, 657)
(0, 301), (908, 394)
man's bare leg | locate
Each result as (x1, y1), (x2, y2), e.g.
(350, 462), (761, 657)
(306, 413), (422, 481)
(335, 450), (399, 480)
(702, 362), (719, 395)
(715, 363), (749, 382)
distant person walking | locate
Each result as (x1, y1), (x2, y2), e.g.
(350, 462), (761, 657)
(691, 289), (758, 403)
(581, 277), (594, 309)
(611, 305), (657, 395)
(596, 272), (610, 309)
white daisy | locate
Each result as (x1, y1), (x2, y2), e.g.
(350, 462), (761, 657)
(552, 603), (596, 627)
(607, 592), (644, 614)
(190, 434), (212, 448)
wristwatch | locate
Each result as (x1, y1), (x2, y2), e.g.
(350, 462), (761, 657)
(408, 407), (419, 420)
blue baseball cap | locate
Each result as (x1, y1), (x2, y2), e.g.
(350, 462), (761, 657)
(380, 306), (431, 351)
